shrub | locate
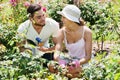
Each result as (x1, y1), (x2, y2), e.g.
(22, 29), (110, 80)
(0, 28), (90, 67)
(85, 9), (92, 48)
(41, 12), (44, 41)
(82, 46), (120, 80)
(79, 1), (120, 50)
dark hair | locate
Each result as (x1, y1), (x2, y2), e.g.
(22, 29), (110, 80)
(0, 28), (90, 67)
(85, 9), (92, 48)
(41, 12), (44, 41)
(27, 4), (41, 17)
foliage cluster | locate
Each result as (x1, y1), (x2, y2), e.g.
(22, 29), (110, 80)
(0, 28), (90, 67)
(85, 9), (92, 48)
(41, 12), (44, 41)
(82, 46), (120, 80)
(0, 45), (119, 80)
(46, 0), (66, 23)
(0, 1), (27, 49)
(0, 50), (69, 80)
(79, 1), (120, 50)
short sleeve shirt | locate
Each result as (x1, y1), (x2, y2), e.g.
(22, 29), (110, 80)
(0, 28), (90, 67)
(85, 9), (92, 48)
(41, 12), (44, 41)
(17, 18), (59, 47)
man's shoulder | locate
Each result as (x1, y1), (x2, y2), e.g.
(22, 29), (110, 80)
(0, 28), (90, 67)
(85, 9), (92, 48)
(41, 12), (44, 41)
(46, 18), (55, 22)
(45, 18), (59, 29)
(46, 18), (58, 25)
(18, 20), (31, 29)
(18, 20), (31, 32)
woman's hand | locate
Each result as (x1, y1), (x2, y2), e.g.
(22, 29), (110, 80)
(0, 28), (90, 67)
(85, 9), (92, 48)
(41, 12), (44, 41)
(66, 65), (82, 78)
(66, 60), (82, 78)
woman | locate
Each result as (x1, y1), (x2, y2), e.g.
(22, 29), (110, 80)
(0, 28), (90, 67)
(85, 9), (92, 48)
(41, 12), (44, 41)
(53, 4), (92, 78)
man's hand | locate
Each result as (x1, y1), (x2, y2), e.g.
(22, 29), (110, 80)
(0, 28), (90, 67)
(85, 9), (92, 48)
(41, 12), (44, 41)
(38, 46), (48, 52)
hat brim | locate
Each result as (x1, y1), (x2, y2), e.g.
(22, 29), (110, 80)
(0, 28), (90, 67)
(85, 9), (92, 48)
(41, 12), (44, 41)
(57, 11), (64, 16)
(57, 11), (80, 23)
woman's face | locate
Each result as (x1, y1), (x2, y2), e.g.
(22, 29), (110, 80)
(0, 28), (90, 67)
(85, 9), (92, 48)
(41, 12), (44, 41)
(61, 16), (72, 27)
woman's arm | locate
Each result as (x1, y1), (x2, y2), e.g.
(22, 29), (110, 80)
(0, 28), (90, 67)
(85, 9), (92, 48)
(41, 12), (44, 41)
(54, 29), (64, 60)
(55, 29), (64, 51)
(79, 27), (92, 65)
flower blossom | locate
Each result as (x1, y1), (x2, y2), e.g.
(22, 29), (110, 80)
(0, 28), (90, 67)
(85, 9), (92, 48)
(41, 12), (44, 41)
(58, 59), (66, 68)
(9, 0), (17, 6)
(42, 7), (47, 12)
(24, 1), (30, 8)
(69, 60), (80, 69)
(38, 2), (47, 12)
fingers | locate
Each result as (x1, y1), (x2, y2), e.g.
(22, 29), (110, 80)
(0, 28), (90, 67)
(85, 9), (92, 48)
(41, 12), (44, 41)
(68, 66), (82, 74)
(66, 71), (80, 78)
(48, 64), (58, 73)
(38, 47), (47, 52)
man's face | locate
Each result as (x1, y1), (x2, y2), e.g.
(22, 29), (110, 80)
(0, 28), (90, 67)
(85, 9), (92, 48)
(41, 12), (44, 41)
(32, 10), (45, 26)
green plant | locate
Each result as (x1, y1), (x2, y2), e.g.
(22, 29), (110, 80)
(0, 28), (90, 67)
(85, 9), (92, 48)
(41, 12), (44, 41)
(46, 0), (66, 22)
(0, 1), (28, 49)
(82, 48), (120, 80)
(0, 50), (48, 79)
(79, 1), (120, 50)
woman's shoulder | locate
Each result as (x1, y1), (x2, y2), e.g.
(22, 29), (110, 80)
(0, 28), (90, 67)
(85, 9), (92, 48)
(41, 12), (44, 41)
(84, 26), (92, 39)
(84, 26), (92, 34)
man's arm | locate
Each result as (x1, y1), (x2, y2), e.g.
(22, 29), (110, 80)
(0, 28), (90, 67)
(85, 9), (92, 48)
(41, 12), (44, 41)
(39, 19), (60, 52)
(38, 37), (57, 52)
(16, 20), (30, 52)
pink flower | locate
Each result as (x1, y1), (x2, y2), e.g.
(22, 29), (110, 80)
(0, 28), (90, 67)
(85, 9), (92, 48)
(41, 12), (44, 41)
(69, 60), (80, 69)
(60, 64), (66, 68)
(58, 59), (66, 68)
(42, 7), (47, 12)
(9, 0), (17, 6)
(37, 2), (46, 12)
(72, 60), (80, 68)
(24, 1), (30, 8)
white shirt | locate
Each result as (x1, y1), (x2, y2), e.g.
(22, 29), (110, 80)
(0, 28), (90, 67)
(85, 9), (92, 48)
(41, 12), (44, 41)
(17, 18), (59, 47)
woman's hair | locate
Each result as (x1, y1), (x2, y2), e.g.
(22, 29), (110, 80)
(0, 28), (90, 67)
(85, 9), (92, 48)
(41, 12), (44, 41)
(27, 4), (41, 17)
(76, 18), (85, 26)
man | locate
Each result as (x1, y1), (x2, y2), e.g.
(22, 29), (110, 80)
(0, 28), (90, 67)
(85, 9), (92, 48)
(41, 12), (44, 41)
(17, 4), (59, 60)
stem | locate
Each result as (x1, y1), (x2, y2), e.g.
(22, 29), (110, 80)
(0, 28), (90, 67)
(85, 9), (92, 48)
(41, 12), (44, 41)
(101, 35), (104, 50)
